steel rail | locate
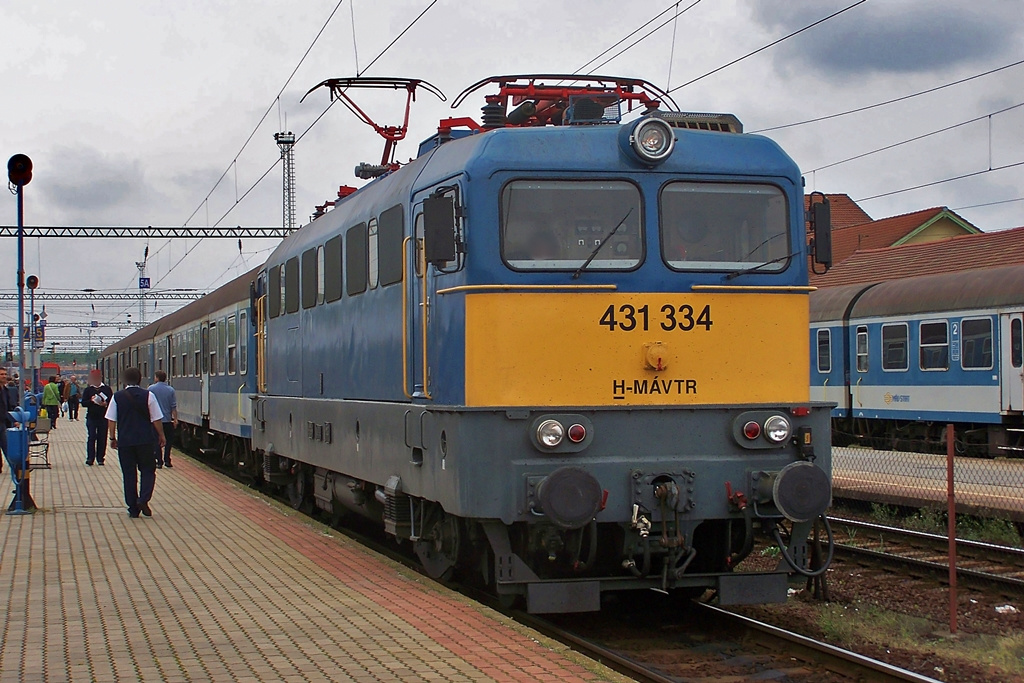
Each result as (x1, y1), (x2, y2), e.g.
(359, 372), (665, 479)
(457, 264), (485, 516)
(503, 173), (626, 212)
(830, 516), (1024, 590)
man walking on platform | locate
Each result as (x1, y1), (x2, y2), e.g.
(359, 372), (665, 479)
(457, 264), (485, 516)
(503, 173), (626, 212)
(82, 369), (112, 466)
(67, 375), (81, 420)
(106, 367), (165, 518)
(0, 367), (13, 474)
(42, 376), (61, 429)
(148, 371), (177, 468)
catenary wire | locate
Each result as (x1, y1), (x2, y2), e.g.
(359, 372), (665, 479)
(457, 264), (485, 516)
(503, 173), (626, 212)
(806, 101), (1024, 173)
(583, 0), (703, 76)
(855, 160), (1024, 202)
(950, 196), (1024, 212)
(750, 57), (1024, 133)
(668, 0), (868, 93)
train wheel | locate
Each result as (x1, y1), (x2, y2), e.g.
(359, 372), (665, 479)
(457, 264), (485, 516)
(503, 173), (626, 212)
(286, 467), (313, 514)
(415, 511), (461, 581)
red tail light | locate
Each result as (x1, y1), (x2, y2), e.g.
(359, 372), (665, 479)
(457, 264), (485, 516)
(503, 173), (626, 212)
(742, 421), (761, 439)
(790, 406), (811, 417)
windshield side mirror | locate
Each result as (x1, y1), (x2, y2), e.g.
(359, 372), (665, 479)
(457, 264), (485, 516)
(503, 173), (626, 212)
(808, 193), (832, 273)
(423, 195), (457, 267)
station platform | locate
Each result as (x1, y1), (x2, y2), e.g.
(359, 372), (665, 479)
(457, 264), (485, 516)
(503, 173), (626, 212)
(833, 446), (1024, 521)
(0, 419), (624, 682)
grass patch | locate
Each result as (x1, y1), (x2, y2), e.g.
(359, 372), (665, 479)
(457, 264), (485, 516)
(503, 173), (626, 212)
(869, 503), (901, 526)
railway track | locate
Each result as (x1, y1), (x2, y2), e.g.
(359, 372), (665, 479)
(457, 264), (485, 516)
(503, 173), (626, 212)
(829, 516), (1024, 592)
(183, 450), (940, 682)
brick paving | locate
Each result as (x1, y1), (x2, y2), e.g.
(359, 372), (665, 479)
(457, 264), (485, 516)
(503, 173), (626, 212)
(0, 419), (623, 682)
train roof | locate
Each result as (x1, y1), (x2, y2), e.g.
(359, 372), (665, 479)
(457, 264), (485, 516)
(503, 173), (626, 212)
(102, 266), (259, 356)
(810, 263), (1024, 323)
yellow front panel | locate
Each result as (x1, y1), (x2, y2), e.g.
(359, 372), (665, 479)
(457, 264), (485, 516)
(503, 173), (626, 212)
(464, 293), (810, 407)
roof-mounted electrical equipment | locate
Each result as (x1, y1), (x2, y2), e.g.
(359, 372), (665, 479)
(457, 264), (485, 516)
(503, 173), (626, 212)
(302, 77), (446, 174)
(451, 74), (679, 128)
(653, 111), (743, 134)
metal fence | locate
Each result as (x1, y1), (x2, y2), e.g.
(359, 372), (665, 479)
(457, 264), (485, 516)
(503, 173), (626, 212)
(832, 431), (1024, 524)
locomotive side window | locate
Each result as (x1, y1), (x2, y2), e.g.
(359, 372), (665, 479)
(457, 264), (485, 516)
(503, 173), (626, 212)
(227, 315), (237, 374)
(324, 235), (343, 302)
(284, 257), (300, 314)
(268, 265), (281, 318)
(501, 180), (643, 270)
(816, 328), (831, 373)
(301, 248), (317, 310)
(856, 325), (869, 372)
(661, 182), (789, 271)
(1013, 318), (1022, 369)
(378, 205), (405, 286)
(316, 246), (325, 305)
(961, 318), (993, 370)
(239, 311), (248, 375)
(347, 223), (368, 296)
(919, 321), (949, 371)
(368, 218), (380, 289)
(881, 323), (908, 371)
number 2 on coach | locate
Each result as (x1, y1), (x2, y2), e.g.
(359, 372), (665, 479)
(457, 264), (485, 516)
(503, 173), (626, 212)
(599, 303), (712, 332)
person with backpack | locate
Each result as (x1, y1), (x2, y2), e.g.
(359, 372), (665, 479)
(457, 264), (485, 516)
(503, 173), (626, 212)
(106, 367), (166, 518)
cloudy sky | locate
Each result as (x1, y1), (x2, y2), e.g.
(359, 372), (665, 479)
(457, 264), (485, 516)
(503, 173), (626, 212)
(2, 0), (1022, 348)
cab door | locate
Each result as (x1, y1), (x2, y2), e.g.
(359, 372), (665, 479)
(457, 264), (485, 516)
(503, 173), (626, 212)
(1000, 313), (1024, 412)
(200, 321), (211, 417)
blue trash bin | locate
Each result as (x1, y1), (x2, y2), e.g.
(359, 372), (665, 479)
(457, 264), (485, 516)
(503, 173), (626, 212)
(5, 426), (28, 472)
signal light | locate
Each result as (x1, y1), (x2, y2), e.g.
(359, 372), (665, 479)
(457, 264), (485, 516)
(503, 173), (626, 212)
(7, 154), (33, 187)
(742, 421), (761, 440)
(567, 423), (587, 443)
(790, 406), (811, 417)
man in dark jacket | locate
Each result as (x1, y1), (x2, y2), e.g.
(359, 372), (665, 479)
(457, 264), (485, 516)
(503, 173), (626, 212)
(0, 366), (12, 474)
(81, 369), (113, 466)
(106, 367), (166, 518)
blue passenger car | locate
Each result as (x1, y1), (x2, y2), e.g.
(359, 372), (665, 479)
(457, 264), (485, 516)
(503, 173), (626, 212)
(810, 264), (1024, 454)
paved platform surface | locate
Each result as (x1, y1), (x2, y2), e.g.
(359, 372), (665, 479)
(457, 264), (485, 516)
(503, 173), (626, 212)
(834, 446), (1024, 520)
(0, 419), (624, 682)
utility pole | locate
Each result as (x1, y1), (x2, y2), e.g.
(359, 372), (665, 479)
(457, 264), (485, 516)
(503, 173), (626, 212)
(275, 132), (296, 232)
(136, 245), (150, 327)
(7, 154), (32, 389)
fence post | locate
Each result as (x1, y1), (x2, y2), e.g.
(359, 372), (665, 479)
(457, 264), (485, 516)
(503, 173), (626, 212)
(946, 423), (957, 635)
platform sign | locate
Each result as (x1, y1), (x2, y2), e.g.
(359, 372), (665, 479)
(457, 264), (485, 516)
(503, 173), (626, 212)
(21, 327), (42, 344)
(25, 350), (40, 369)
(139, 277), (151, 290)
(950, 319), (961, 363)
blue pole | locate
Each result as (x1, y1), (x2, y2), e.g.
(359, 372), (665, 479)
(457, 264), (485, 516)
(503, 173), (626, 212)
(16, 187), (25, 393)
(29, 289), (36, 394)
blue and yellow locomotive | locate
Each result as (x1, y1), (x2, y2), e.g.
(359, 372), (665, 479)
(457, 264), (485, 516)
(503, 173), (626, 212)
(104, 75), (834, 612)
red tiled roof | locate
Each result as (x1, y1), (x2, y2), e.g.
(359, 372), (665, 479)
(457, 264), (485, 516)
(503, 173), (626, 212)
(804, 193), (872, 230)
(828, 207), (946, 266)
(810, 225), (1024, 288)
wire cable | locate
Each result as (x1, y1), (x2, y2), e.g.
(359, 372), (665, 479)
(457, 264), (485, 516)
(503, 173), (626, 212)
(668, 0), (867, 93)
(583, 0), (703, 76)
(751, 57), (1024, 133)
(855, 160), (1024, 202)
(950, 196), (1024, 212)
(806, 101), (1024, 173)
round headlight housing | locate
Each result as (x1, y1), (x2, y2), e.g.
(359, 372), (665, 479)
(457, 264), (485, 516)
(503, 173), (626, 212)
(763, 415), (792, 444)
(629, 117), (675, 164)
(537, 419), (565, 448)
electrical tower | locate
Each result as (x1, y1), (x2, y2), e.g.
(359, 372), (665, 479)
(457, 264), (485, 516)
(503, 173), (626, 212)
(275, 132), (297, 232)
(135, 245), (150, 326)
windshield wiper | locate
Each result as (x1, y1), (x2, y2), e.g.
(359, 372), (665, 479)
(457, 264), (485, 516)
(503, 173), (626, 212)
(572, 208), (634, 280)
(725, 251), (799, 280)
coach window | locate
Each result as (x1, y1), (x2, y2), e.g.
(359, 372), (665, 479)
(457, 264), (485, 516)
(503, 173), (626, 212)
(961, 318), (993, 370)
(347, 223), (368, 296)
(378, 205), (405, 286)
(1012, 318), (1022, 369)
(367, 218), (379, 289)
(881, 323), (908, 371)
(316, 246), (326, 305)
(856, 325), (869, 372)
(661, 182), (788, 272)
(816, 329), (831, 373)
(919, 321), (949, 370)
(502, 180), (643, 270)
(324, 235), (343, 302)
(202, 326), (210, 375)
(239, 311), (248, 374)
(268, 265), (282, 318)
(285, 257), (300, 314)
(301, 248), (317, 309)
